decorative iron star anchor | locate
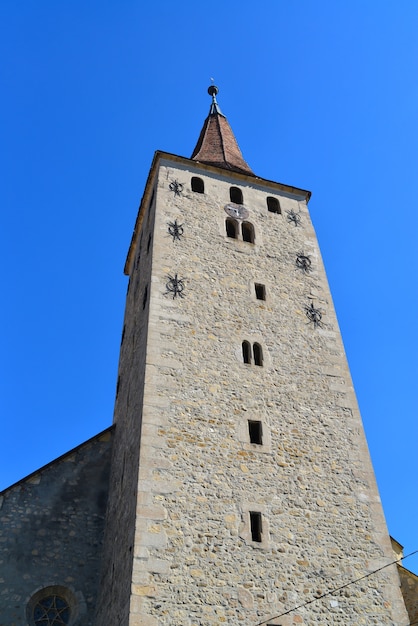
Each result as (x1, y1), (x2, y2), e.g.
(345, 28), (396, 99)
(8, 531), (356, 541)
(305, 301), (323, 328)
(287, 209), (302, 227)
(164, 274), (185, 299)
(296, 253), (312, 273)
(169, 179), (184, 196)
(168, 220), (184, 241)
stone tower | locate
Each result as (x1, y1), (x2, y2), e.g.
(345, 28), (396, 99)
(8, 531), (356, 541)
(96, 87), (407, 625)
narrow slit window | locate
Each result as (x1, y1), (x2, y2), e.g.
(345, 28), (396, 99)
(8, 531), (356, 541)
(242, 340), (251, 364)
(142, 285), (148, 310)
(241, 221), (255, 243)
(250, 511), (262, 542)
(267, 196), (281, 214)
(226, 218), (238, 239)
(147, 190), (155, 226)
(230, 186), (243, 204)
(255, 283), (266, 300)
(147, 233), (152, 253)
(253, 343), (263, 366)
(248, 420), (263, 445)
(191, 176), (204, 193)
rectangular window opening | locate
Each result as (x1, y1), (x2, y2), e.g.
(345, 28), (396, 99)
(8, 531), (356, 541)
(250, 511), (262, 542)
(248, 420), (263, 445)
(255, 283), (266, 300)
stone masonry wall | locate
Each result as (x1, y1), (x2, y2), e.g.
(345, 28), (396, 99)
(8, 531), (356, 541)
(108, 155), (408, 625)
(0, 429), (112, 626)
(398, 566), (418, 625)
(95, 181), (157, 626)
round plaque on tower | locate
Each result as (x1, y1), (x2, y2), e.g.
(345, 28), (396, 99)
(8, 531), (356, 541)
(224, 203), (249, 220)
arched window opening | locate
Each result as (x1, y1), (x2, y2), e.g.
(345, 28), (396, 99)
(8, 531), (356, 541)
(230, 186), (243, 204)
(191, 176), (204, 194)
(267, 196), (281, 214)
(226, 218), (238, 239)
(242, 341), (252, 364)
(242, 221), (255, 243)
(253, 343), (263, 366)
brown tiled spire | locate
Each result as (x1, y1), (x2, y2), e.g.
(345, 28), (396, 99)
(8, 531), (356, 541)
(191, 86), (254, 176)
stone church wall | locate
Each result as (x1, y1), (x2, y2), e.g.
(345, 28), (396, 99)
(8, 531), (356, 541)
(0, 428), (112, 626)
(398, 566), (418, 625)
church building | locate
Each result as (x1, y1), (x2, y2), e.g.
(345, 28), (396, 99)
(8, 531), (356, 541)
(0, 87), (411, 625)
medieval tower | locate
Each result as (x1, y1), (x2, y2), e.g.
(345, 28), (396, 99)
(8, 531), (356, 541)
(0, 86), (410, 625)
(95, 87), (408, 625)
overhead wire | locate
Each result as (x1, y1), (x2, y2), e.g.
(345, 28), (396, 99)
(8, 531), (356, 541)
(255, 548), (418, 626)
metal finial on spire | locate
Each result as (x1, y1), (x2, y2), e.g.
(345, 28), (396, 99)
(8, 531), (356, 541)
(207, 83), (222, 116)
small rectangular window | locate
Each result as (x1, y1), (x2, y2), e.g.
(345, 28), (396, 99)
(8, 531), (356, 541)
(142, 285), (148, 310)
(147, 190), (155, 226)
(250, 511), (262, 542)
(248, 420), (263, 445)
(255, 283), (266, 300)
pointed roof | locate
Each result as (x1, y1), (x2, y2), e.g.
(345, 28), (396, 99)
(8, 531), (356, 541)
(191, 86), (255, 176)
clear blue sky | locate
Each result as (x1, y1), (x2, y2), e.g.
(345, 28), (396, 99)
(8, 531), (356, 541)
(1, 2), (417, 572)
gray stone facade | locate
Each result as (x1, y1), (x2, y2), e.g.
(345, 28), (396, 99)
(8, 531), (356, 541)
(0, 429), (112, 625)
(96, 153), (408, 625)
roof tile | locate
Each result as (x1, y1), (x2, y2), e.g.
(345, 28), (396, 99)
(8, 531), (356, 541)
(191, 90), (254, 176)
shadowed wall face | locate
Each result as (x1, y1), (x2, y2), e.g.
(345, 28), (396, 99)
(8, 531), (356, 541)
(0, 430), (112, 625)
